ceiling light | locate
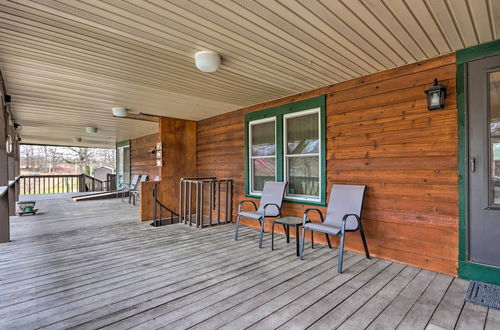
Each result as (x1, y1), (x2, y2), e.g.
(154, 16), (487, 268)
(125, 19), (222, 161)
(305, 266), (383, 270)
(73, 137), (82, 142)
(85, 127), (97, 134)
(112, 107), (128, 117)
(194, 50), (221, 73)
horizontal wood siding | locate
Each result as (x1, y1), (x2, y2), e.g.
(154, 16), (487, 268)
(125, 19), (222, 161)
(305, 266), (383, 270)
(197, 54), (458, 275)
(131, 133), (160, 180)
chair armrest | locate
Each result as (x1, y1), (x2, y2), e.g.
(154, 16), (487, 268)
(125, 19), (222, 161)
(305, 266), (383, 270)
(262, 203), (282, 217)
(341, 214), (360, 230)
(303, 208), (324, 226)
(238, 200), (258, 213)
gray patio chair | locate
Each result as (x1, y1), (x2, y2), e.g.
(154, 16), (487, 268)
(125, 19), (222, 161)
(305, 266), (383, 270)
(300, 184), (370, 273)
(130, 175), (149, 205)
(118, 174), (140, 202)
(234, 181), (287, 248)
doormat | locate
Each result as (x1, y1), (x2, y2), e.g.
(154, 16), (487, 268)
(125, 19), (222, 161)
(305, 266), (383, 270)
(464, 281), (500, 310)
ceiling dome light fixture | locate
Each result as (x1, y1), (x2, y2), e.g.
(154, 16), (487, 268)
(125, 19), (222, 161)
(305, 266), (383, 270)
(112, 107), (128, 117)
(194, 50), (221, 73)
(85, 126), (98, 134)
(73, 137), (82, 143)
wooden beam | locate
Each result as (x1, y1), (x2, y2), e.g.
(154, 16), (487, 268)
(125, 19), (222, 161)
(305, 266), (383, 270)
(113, 113), (159, 123)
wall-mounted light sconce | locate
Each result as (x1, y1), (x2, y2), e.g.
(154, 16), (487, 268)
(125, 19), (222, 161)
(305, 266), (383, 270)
(425, 78), (446, 110)
(73, 137), (82, 143)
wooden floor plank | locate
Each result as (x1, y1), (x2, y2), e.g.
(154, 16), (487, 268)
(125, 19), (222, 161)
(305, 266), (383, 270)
(243, 257), (382, 330)
(455, 302), (488, 330)
(396, 273), (453, 330)
(0, 229), (264, 320)
(485, 307), (500, 330)
(307, 263), (406, 329)
(0, 195), (489, 330)
(336, 266), (420, 330)
(276, 259), (392, 330)
(427, 277), (468, 330)
(120, 247), (341, 330)
(366, 270), (436, 329)
(2, 233), (284, 328)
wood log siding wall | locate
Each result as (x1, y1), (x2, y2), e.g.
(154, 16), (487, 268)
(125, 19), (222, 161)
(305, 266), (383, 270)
(131, 133), (160, 179)
(197, 53), (458, 275)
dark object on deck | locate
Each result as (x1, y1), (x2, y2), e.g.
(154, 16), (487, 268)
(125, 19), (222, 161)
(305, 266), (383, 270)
(179, 177), (233, 228)
(150, 183), (178, 227)
(465, 281), (500, 310)
(272, 216), (312, 256)
(16, 201), (38, 216)
(300, 184), (370, 273)
(235, 181), (287, 248)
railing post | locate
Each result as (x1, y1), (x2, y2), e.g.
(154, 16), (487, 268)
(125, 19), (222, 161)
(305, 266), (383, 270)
(79, 174), (85, 192)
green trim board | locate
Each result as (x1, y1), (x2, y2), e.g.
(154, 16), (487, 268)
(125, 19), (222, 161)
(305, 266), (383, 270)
(457, 43), (500, 285)
(115, 140), (130, 148)
(456, 39), (500, 64)
(115, 139), (131, 189)
(459, 261), (500, 286)
(244, 95), (327, 206)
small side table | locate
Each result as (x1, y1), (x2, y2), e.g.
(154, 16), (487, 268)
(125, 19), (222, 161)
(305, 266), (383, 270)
(271, 216), (313, 256)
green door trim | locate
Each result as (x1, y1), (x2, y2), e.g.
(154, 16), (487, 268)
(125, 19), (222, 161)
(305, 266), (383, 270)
(457, 39), (500, 286)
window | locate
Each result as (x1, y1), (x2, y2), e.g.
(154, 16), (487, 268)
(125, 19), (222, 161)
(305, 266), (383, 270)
(245, 96), (326, 205)
(249, 118), (276, 194)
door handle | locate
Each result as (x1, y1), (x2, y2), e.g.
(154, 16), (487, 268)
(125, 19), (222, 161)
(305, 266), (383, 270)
(471, 157), (476, 173)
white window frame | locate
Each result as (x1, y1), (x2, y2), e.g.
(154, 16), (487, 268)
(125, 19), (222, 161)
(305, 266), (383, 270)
(248, 117), (277, 196)
(283, 108), (322, 202)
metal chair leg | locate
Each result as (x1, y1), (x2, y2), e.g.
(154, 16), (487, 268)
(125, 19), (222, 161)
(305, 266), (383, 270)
(295, 225), (300, 256)
(311, 230), (314, 249)
(338, 224), (346, 273)
(300, 227), (306, 260)
(283, 224), (289, 243)
(234, 214), (241, 241)
(271, 222), (275, 250)
(325, 233), (332, 249)
(359, 222), (371, 259)
(258, 219), (264, 248)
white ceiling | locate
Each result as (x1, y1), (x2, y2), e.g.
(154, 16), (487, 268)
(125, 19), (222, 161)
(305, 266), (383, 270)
(0, 0), (499, 147)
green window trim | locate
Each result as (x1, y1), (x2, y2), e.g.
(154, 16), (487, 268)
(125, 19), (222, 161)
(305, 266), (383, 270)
(244, 95), (327, 206)
(457, 40), (500, 286)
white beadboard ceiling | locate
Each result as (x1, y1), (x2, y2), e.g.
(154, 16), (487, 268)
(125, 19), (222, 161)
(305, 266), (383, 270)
(0, 0), (498, 147)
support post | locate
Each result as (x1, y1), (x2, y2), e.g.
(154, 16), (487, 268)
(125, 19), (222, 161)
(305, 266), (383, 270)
(7, 119), (15, 216)
(0, 97), (10, 243)
(14, 138), (20, 201)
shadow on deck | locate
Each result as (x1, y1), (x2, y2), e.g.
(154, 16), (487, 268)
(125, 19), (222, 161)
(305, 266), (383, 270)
(0, 195), (497, 329)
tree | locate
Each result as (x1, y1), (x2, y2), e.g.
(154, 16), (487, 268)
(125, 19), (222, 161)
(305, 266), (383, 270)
(62, 147), (95, 174)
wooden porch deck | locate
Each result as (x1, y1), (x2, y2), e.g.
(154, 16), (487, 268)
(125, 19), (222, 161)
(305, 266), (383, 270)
(0, 196), (498, 330)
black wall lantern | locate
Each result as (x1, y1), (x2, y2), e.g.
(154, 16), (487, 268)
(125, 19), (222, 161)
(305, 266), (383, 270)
(425, 78), (446, 110)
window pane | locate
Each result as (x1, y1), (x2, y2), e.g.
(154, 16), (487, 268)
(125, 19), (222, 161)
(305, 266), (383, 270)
(251, 121), (275, 156)
(252, 158), (275, 192)
(286, 112), (319, 154)
(490, 71), (500, 204)
(287, 156), (319, 197)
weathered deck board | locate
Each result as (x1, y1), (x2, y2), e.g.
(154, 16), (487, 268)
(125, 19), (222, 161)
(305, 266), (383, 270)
(0, 196), (496, 330)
